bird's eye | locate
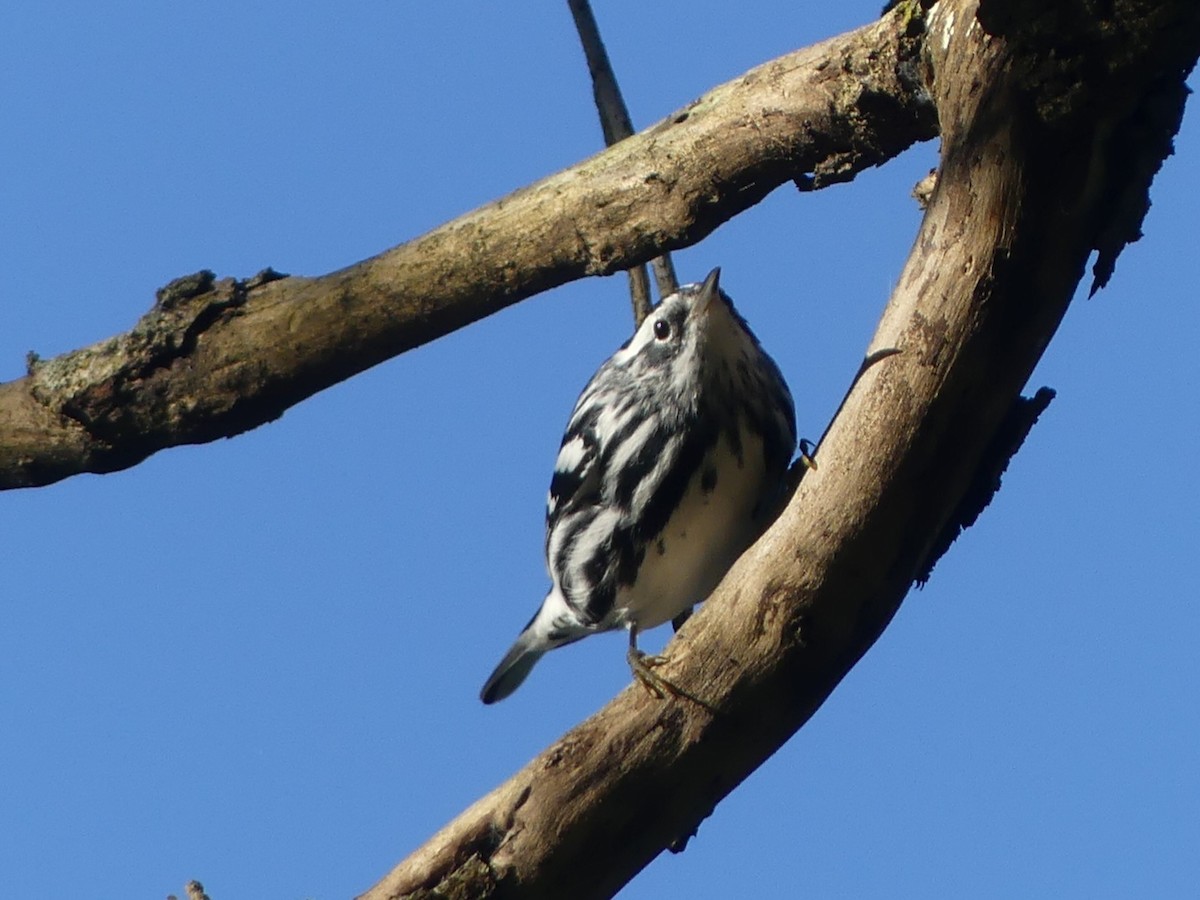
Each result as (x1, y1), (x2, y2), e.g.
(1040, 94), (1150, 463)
(653, 319), (670, 340)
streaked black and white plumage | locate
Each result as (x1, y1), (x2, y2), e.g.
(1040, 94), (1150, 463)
(480, 268), (796, 704)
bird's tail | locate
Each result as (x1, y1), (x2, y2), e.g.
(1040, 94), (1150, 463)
(480, 629), (547, 705)
(481, 590), (591, 704)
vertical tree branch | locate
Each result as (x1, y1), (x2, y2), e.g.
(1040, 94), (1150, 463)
(567, 0), (679, 324)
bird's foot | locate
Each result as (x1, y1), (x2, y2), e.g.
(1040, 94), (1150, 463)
(627, 647), (681, 700)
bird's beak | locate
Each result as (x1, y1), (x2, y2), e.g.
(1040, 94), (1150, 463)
(695, 267), (722, 316)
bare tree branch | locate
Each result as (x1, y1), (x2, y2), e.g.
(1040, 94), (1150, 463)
(0, 10), (932, 491)
(566, 0), (635, 147)
(360, 0), (1199, 897)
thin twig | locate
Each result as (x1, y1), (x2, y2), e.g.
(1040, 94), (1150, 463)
(627, 264), (653, 326)
(565, 0), (634, 144)
(813, 347), (902, 456)
(567, 0), (679, 325)
(649, 251), (680, 302)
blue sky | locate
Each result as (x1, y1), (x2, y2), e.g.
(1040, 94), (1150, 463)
(2, 2), (1197, 898)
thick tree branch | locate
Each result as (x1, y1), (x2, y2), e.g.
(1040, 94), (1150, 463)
(0, 9), (932, 491)
(361, 0), (1199, 897)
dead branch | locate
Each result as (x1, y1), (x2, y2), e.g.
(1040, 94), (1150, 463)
(0, 10), (932, 491)
(360, 0), (1199, 897)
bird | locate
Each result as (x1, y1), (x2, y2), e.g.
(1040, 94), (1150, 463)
(480, 268), (797, 704)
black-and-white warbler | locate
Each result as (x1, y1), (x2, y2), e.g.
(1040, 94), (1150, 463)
(480, 268), (797, 704)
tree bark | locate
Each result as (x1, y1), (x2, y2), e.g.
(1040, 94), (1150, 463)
(3, 1), (1196, 897)
(359, 1), (1198, 898)
(0, 10), (931, 491)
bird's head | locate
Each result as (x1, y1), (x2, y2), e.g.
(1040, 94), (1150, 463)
(612, 268), (753, 389)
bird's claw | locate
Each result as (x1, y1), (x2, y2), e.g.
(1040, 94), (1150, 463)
(627, 648), (680, 700)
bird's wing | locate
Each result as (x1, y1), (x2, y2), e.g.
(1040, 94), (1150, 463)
(545, 409), (602, 550)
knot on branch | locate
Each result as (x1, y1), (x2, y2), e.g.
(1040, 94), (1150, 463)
(794, 4), (937, 191)
(155, 270), (217, 310)
(29, 269), (252, 450)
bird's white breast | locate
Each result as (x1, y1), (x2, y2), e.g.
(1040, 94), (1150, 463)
(614, 425), (769, 630)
